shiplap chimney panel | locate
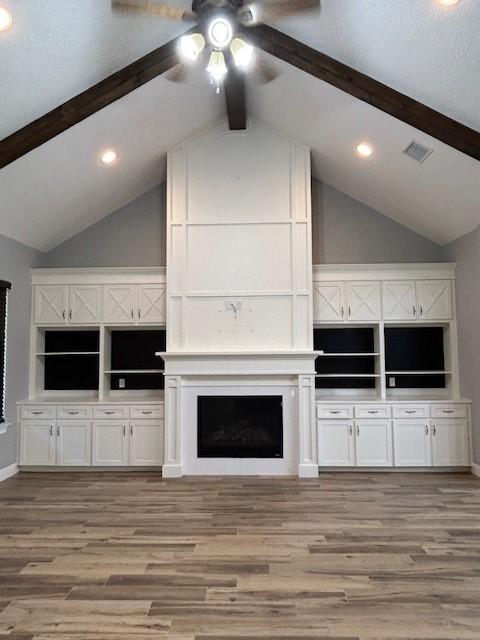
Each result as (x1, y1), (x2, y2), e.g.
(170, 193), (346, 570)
(166, 120), (312, 352)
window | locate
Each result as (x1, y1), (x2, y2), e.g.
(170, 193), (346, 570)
(0, 280), (11, 424)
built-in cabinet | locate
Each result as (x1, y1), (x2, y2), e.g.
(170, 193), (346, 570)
(382, 280), (452, 321)
(19, 404), (164, 467)
(35, 284), (102, 325)
(317, 402), (471, 468)
(314, 281), (381, 322)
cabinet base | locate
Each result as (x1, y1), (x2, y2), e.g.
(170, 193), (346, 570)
(298, 463), (319, 478)
(162, 463), (183, 478)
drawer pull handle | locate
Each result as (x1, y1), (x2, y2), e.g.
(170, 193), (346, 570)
(349, 425), (353, 436)
(425, 424), (429, 435)
(433, 425), (437, 436)
(130, 425), (134, 436)
(405, 410), (416, 414)
(32, 411), (43, 415)
(367, 410), (379, 414)
(442, 410), (454, 414)
(104, 411), (115, 415)
(68, 411), (79, 415)
(50, 425), (53, 436)
(123, 425), (126, 437)
(141, 411), (152, 415)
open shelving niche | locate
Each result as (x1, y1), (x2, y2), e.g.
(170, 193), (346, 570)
(313, 322), (458, 401)
(30, 325), (166, 402)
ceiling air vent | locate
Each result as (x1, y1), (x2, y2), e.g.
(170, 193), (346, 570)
(403, 141), (433, 163)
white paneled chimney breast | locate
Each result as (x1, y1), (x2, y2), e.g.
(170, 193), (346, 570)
(160, 120), (317, 477)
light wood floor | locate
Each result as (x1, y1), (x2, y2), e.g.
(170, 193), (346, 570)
(0, 472), (479, 639)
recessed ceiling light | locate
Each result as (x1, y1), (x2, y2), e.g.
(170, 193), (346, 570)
(101, 149), (117, 165)
(356, 143), (373, 158)
(437, 0), (460, 6)
(0, 7), (13, 32)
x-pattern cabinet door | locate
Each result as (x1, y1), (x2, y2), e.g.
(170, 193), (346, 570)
(382, 281), (417, 321)
(137, 285), (166, 324)
(313, 282), (345, 322)
(69, 285), (101, 324)
(345, 282), (381, 321)
(416, 280), (452, 321)
(103, 285), (136, 324)
(35, 285), (68, 324)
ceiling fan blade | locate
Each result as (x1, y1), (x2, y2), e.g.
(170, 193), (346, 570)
(254, 0), (320, 20)
(254, 54), (279, 84)
(112, 0), (196, 22)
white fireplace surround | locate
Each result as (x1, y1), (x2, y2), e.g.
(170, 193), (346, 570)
(159, 352), (318, 477)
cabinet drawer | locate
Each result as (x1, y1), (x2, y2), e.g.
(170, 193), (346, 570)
(355, 405), (391, 419)
(393, 404), (429, 418)
(57, 406), (92, 420)
(130, 406), (164, 420)
(93, 406), (129, 420)
(20, 406), (55, 420)
(431, 404), (468, 419)
(317, 404), (353, 419)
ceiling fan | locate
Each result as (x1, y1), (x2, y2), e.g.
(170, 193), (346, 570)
(112, 0), (320, 92)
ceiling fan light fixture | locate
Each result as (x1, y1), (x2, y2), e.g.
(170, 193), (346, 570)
(179, 33), (205, 61)
(208, 17), (233, 49)
(206, 50), (228, 92)
(230, 37), (254, 68)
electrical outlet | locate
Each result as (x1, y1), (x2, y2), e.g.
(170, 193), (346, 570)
(119, 378), (126, 389)
(389, 376), (396, 388)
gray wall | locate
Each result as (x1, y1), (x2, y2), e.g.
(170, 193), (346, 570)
(43, 185), (166, 268)
(0, 234), (41, 470)
(443, 225), (480, 464)
(43, 180), (443, 269)
(312, 180), (444, 264)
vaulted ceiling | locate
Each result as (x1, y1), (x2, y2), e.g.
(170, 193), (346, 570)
(1, 0), (479, 250)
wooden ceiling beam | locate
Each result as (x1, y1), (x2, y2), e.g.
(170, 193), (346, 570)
(246, 24), (480, 162)
(0, 31), (190, 170)
(224, 53), (247, 131)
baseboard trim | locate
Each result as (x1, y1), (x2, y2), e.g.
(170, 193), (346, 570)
(0, 463), (18, 482)
(471, 462), (480, 478)
(162, 463), (183, 478)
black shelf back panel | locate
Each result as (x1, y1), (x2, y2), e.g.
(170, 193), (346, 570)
(111, 330), (166, 370)
(110, 373), (164, 391)
(45, 355), (99, 390)
(315, 377), (376, 390)
(45, 330), (99, 353)
(314, 327), (374, 353)
(385, 326), (445, 389)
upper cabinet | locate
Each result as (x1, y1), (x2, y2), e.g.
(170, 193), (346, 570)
(383, 280), (452, 321)
(313, 266), (454, 324)
(314, 281), (381, 322)
(33, 269), (166, 327)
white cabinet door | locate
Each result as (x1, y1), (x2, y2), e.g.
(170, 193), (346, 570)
(19, 421), (56, 465)
(382, 281), (416, 321)
(92, 421), (129, 465)
(346, 282), (381, 321)
(69, 285), (101, 324)
(313, 282), (345, 322)
(393, 420), (431, 467)
(56, 421), (91, 466)
(130, 421), (164, 466)
(102, 285), (136, 324)
(432, 420), (469, 466)
(317, 421), (355, 466)
(137, 285), (166, 325)
(416, 280), (452, 320)
(34, 285), (68, 325)
(355, 420), (393, 467)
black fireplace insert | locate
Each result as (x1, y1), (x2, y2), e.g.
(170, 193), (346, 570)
(197, 395), (283, 458)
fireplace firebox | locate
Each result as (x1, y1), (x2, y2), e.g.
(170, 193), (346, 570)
(197, 396), (283, 458)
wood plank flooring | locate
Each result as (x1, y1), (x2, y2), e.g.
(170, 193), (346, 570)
(0, 471), (479, 639)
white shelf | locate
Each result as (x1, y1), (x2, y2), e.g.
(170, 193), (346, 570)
(37, 352), (100, 356)
(315, 374), (380, 378)
(104, 369), (164, 374)
(316, 353), (379, 357)
(385, 371), (451, 375)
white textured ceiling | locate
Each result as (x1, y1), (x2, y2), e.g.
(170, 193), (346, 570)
(0, 0), (479, 250)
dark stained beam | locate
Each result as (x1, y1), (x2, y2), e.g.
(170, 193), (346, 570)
(224, 54), (247, 130)
(0, 31), (191, 170)
(245, 24), (480, 161)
